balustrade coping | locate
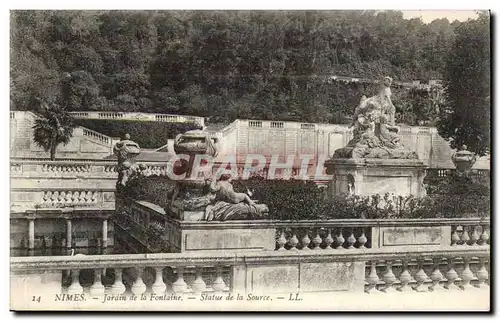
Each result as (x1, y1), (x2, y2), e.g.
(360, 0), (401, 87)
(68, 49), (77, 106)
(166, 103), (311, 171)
(10, 208), (114, 219)
(174, 218), (491, 229)
(10, 159), (170, 166)
(129, 199), (490, 228)
(10, 246), (489, 272)
(11, 187), (115, 192)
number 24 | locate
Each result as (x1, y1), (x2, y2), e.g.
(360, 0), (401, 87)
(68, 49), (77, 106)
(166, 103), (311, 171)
(32, 296), (41, 303)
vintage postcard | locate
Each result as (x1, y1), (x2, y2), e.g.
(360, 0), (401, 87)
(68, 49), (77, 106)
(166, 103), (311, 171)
(9, 9), (491, 311)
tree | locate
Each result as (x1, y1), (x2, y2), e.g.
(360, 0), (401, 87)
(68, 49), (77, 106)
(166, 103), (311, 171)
(32, 101), (76, 160)
(438, 13), (490, 155)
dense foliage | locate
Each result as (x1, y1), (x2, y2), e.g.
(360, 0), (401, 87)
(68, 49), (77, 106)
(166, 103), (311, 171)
(12, 10), (470, 125)
(74, 119), (201, 148)
(120, 174), (490, 221)
(437, 13), (491, 155)
(237, 177), (490, 220)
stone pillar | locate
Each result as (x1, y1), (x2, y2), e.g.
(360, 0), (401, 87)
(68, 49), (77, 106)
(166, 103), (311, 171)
(102, 219), (108, 249)
(66, 219), (72, 249)
(28, 218), (35, 250)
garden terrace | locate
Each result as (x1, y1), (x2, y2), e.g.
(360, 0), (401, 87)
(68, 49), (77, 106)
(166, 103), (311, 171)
(73, 119), (202, 149)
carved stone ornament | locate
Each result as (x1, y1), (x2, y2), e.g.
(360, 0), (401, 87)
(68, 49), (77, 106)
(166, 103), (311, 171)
(332, 76), (418, 160)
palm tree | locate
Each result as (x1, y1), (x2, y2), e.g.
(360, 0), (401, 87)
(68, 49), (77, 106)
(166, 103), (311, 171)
(32, 101), (76, 160)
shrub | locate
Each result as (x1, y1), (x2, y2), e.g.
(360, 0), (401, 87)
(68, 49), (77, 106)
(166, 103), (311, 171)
(119, 175), (490, 221)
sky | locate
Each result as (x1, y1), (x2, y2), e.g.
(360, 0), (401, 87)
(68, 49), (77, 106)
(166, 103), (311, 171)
(401, 10), (480, 23)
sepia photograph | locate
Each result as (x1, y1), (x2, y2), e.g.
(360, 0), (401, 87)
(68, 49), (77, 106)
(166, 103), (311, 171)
(8, 7), (491, 312)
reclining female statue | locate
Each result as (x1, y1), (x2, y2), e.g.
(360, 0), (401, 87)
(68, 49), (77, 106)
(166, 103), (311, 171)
(203, 175), (268, 221)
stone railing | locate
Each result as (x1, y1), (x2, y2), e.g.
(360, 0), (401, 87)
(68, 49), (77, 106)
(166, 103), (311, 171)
(273, 218), (491, 250)
(115, 199), (490, 254)
(10, 158), (171, 179)
(10, 159), (174, 211)
(10, 246), (489, 310)
(237, 119), (438, 135)
(69, 111), (205, 127)
(81, 127), (114, 145)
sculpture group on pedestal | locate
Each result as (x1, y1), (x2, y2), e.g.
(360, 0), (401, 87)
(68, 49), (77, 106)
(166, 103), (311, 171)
(326, 76), (427, 198)
(170, 129), (268, 221)
(334, 77), (418, 160)
(114, 130), (268, 221)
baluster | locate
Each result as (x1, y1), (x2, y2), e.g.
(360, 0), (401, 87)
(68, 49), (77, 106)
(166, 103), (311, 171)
(451, 227), (460, 246)
(335, 229), (345, 249)
(398, 259), (413, 292)
(480, 226), (489, 246)
(459, 256), (475, 290)
(172, 267), (188, 293)
(152, 267), (166, 294)
(191, 267), (206, 294)
(65, 191), (73, 205)
(131, 267), (147, 295)
(212, 266), (227, 293)
(346, 229), (356, 249)
(324, 229), (334, 250)
(67, 269), (83, 294)
(89, 268), (105, 297)
(470, 227), (480, 246)
(59, 191), (66, 205)
(301, 231), (311, 250)
(444, 257), (460, 290)
(72, 192), (80, 205)
(277, 230), (287, 251)
(382, 261), (397, 293)
(312, 231), (322, 250)
(413, 257), (430, 292)
(429, 257), (444, 292)
(365, 261), (380, 293)
(358, 228), (367, 249)
(111, 268), (126, 295)
(288, 231), (299, 250)
(475, 257), (489, 288)
(461, 227), (470, 246)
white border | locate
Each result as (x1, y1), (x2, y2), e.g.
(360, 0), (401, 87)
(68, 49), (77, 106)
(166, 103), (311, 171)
(2, 1), (498, 320)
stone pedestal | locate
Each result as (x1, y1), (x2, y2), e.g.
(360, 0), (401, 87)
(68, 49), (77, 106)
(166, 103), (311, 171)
(325, 158), (427, 197)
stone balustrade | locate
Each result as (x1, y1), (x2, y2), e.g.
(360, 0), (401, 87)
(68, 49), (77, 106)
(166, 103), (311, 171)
(116, 199), (490, 254)
(273, 218), (491, 250)
(10, 158), (171, 179)
(451, 223), (490, 246)
(69, 111), (205, 127)
(81, 127), (114, 145)
(10, 246), (489, 304)
(39, 190), (102, 208)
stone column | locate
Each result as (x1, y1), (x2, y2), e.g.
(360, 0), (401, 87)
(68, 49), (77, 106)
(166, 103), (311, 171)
(28, 218), (35, 250)
(102, 219), (108, 249)
(66, 219), (72, 249)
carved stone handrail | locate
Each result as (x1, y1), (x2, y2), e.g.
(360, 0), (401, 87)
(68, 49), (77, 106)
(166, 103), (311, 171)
(10, 246), (489, 271)
(119, 199), (490, 252)
(69, 111), (205, 127)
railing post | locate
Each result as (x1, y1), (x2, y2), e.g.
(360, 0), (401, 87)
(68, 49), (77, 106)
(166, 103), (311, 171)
(89, 269), (105, 297)
(152, 267), (166, 294)
(370, 226), (380, 249)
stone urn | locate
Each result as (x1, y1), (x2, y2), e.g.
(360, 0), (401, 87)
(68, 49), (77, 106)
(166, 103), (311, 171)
(452, 145), (477, 175)
(173, 129), (219, 157)
(173, 129), (219, 179)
